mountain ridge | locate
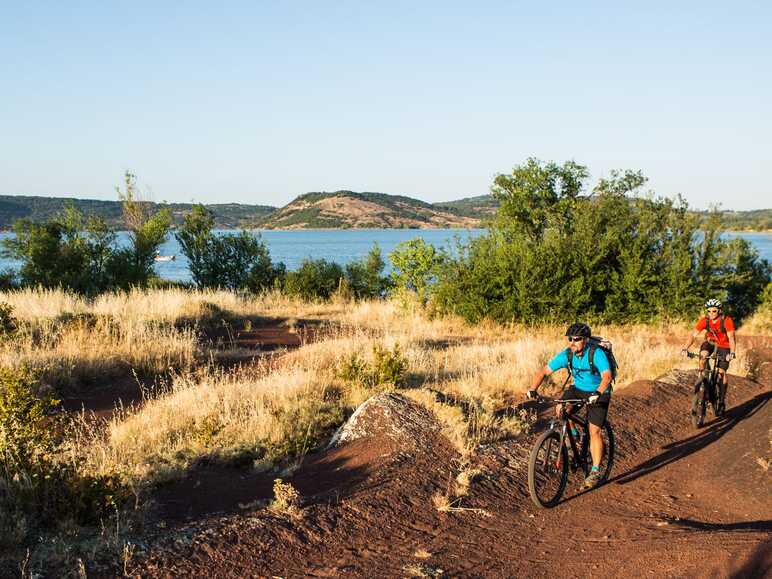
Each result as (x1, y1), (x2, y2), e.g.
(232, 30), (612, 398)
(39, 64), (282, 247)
(0, 192), (769, 231)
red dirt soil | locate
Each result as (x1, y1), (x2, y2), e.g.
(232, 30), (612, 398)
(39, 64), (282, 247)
(132, 349), (772, 578)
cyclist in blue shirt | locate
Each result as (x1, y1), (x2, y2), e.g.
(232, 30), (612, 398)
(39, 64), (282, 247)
(527, 323), (613, 489)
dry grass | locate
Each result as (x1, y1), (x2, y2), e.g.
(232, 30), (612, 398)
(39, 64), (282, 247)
(4, 289), (752, 492)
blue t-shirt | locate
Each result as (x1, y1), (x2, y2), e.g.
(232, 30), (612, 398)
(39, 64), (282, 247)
(548, 347), (611, 392)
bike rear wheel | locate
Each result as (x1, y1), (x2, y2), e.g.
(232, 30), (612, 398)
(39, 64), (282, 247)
(580, 421), (615, 485)
(528, 429), (569, 508)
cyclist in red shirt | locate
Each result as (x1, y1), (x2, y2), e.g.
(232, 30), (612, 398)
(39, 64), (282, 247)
(681, 299), (736, 412)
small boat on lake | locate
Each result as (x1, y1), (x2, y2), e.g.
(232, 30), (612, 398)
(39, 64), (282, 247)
(154, 253), (176, 262)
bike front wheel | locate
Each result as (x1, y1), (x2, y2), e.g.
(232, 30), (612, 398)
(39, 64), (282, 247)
(691, 388), (706, 428)
(528, 429), (569, 508)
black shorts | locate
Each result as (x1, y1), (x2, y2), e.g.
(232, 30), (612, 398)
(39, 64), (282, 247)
(561, 385), (611, 427)
(700, 341), (731, 370)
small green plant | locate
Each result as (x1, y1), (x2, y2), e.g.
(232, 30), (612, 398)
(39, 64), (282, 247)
(337, 343), (408, 388)
(0, 303), (17, 338)
(270, 478), (301, 514)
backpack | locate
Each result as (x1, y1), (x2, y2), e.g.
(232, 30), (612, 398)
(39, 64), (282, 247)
(702, 315), (727, 342)
(565, 336), (618, 383)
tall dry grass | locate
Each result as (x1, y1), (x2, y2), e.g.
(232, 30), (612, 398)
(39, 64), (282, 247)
(67, 296), (732, 485)
(0, 287), (351, 386)
(2, 288), (759, 487)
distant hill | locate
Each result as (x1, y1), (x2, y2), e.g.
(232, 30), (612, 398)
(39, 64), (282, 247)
(433, 195), (500, 219)
(257, 191), (483, 229)
(693, 208), (772, 231)
(0, 195), (276, 230)
(1, 193), (768, 231)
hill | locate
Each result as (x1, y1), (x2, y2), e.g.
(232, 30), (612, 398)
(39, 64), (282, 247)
(0, 195), (276, 230)
(433, 194), (500, 218)
(694, 208), (772, 231)
(257, 191), (482, 229)
(2, 192), (769, 231)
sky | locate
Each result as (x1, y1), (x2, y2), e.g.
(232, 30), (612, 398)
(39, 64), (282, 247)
(1, 1), (770, 210)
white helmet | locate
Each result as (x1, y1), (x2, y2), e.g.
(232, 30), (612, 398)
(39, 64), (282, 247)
(705, 298), (722, 309)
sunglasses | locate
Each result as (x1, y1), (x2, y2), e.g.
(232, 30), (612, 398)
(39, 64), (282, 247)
(567, 336), (585, 342)
(706, 308), (719, 313)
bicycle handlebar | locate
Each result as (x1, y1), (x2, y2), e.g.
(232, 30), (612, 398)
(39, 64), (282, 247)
(533, 395), (588, 406)
(684, 350), (729, 361)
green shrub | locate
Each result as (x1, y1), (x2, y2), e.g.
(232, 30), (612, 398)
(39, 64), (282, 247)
(388, 238), (444, 304)
(432, 159), (771, 324)
(0, 367), (130, 545)
(338, 343), (408, 388)
(0, 303), (17, 338)
(284, 258), (344, 301)
(176, 204), (285, 291)
(344, 243), (391, 299)
(2, 173), (171, 294)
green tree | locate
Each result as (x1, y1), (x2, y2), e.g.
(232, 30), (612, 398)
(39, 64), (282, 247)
(345, 243), (391, 299)
(388, 238), (444, 304)
(491, 158), (589, 241)
(175, 204), (283, 291)
(432, 159), (770, 325)
(2, 206), (117, 294)
(112, 171), (172, 287)
(284, 259), (344, 301)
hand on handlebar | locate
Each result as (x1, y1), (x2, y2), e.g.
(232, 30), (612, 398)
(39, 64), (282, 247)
(587, 392), (600, 405)
(527, 389), (539, 400)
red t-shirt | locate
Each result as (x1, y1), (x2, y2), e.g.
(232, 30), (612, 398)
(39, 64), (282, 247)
(695, 315), (735, 349)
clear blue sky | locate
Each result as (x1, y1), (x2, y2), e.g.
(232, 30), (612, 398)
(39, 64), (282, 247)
(1, 1), (770, 210)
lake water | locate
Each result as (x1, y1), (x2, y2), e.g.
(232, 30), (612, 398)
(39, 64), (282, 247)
(0, 229), (769, 283)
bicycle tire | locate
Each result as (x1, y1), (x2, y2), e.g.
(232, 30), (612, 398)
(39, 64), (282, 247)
(691, 390), (706, 428)
(528, 429), (569, 508)
(580, 421), (615, 485)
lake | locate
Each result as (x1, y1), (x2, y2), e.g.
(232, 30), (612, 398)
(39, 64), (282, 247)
(0, 229), (769, 283)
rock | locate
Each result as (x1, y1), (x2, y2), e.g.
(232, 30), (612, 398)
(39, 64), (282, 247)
(328, 392), (440, 449)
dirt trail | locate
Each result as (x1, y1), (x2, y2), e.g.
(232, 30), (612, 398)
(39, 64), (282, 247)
(136, 349), (772, 579)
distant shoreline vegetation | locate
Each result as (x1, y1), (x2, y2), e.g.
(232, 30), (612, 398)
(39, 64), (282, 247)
(0, 191), (769, 231)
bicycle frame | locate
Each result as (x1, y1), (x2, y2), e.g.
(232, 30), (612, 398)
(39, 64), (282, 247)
(546, 398), (590, 471)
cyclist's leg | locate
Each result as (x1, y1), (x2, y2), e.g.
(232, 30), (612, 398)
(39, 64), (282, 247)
(716, 347), (731, 403)
(699, 341), (714, 373)
(586, 394), (610, 468)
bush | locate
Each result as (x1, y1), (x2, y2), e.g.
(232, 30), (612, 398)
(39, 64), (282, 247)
(388, 238), (444, 304)
(432, 160), (771, 324)
(2, 173), (171, 294)
(0, 303), (17, 338)
(0, 367), (130, 544)
(176, 204), (284, 291)
(338, 343), (409, 388)
(284, 258), (344, 301)
(344, 243), (391, 300)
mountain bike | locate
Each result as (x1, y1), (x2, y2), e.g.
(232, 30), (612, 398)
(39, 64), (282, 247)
(527, 396), (615, 508)
(686, 350), (726, 428)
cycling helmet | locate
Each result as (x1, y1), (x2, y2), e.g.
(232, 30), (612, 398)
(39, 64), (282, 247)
(705, 298), (722, 309)
(565, 322), (591, 338)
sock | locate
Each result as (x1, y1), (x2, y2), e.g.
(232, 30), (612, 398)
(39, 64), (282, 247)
(591, 466), (600, 473)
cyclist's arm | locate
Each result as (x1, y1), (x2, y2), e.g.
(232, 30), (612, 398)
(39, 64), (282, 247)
(683, 329), (704, 351)
(728, 330), (736, 357)
(529, 366), (553, 391)
(597, 370), (612, 394)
